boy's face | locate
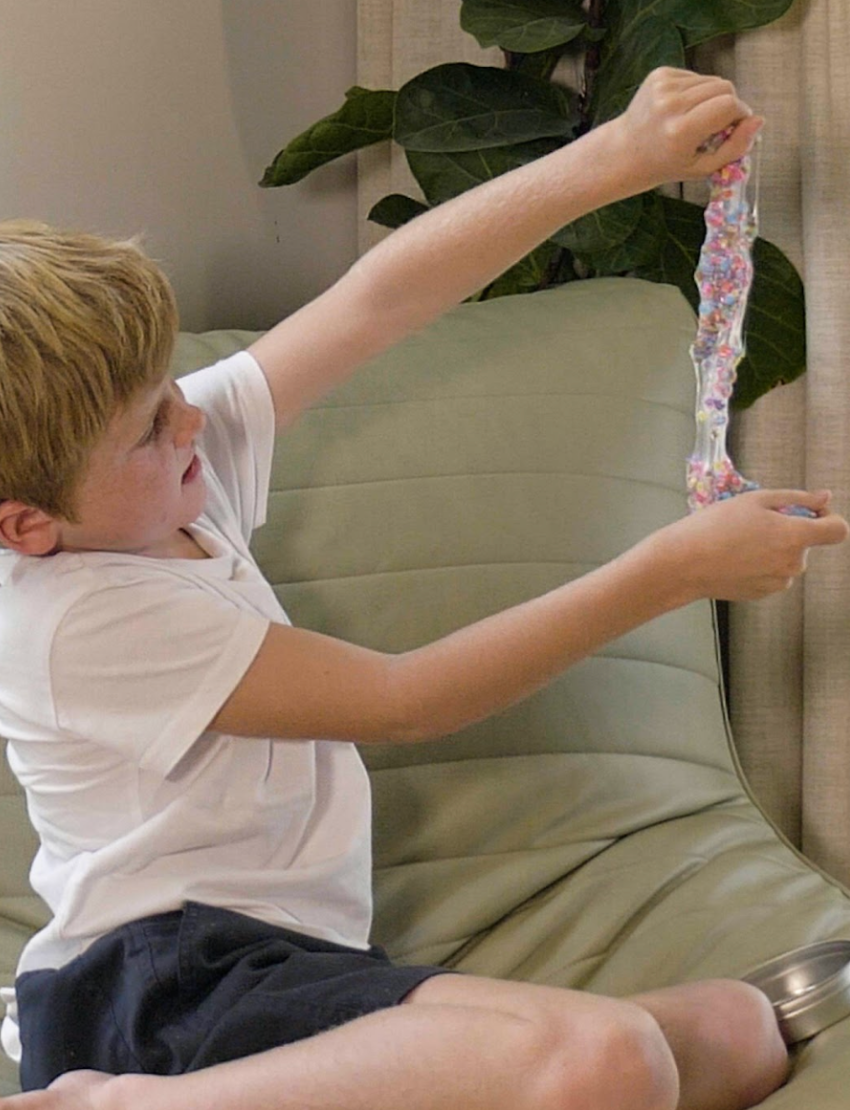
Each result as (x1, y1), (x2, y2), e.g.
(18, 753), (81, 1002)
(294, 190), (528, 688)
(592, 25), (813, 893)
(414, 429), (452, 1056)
(56, 377), (207, 557)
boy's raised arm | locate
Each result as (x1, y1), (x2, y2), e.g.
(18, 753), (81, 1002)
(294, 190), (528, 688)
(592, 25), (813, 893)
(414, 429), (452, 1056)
(249, 68), (763, 430)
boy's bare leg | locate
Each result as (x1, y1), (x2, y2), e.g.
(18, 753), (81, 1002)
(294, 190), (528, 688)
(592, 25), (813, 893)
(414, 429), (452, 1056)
(409, 974), (789, 1110)
(631, 979), (790, 1110)
(0, 1074), (110, 1110)
(0, 976), (678, 1110)
(0, 973), (786, 1110)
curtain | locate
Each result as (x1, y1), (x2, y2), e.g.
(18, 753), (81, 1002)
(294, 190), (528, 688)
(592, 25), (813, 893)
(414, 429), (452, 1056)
(356, 0), (850, 882)
(708, 2), (850, 884)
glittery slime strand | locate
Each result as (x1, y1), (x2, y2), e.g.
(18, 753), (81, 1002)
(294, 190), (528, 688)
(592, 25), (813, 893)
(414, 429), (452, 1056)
(686, 148), (759, 511)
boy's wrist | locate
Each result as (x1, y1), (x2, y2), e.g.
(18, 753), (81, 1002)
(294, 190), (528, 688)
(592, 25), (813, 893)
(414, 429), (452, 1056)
(574, 115), (663, 210)
(624, 525), (706, 615)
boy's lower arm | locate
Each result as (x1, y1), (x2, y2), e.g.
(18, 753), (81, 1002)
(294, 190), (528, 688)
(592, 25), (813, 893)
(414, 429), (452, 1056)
(385, 488), (850, 744)
(251, 70), (761, 426)
(339, 71), (761, 349)
(385, 535), (689, 744)
(340, 118), (637, 344)
(211, 492), (845, 747)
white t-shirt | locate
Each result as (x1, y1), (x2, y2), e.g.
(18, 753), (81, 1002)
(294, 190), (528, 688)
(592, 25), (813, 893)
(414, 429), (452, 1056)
(0, 351), (373, 1063)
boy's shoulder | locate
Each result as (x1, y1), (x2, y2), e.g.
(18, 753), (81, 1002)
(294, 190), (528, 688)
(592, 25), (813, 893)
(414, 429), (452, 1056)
(0, 544), (160, 587)
(0, 549), (150, 721)
(0, 546), (96, 597)
(0, 540), (267, 734)
(0, 548), (159, 631)
(0, 545), (219, 635)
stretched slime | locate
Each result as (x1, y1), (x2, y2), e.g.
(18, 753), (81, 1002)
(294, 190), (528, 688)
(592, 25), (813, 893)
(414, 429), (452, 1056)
(686, 139), (759, 511)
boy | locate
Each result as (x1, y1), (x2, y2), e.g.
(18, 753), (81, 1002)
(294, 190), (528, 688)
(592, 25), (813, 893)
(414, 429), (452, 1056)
(0, 68), (846, 1110)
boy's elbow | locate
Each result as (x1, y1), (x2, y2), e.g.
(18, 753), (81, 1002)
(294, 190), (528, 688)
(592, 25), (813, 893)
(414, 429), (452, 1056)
(378, 655), (447, 746)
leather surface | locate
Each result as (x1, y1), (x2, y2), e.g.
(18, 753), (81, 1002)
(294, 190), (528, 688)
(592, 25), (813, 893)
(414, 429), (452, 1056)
(3, 281), (848, 1101)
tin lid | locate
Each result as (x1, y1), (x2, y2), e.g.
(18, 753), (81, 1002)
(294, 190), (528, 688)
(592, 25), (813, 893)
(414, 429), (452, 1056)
(743, 940), (850, 1044)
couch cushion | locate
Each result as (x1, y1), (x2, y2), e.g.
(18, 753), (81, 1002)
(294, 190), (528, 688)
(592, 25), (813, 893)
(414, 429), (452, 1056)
(122, 281), (850, 988)
(4, 280), (850, 1104)
(240, 280), (850, 1023)
(245, 279), (740, 957)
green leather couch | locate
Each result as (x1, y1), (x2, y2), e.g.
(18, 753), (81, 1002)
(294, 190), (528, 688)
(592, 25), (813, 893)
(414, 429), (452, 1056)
(3, 278), (850, 1103)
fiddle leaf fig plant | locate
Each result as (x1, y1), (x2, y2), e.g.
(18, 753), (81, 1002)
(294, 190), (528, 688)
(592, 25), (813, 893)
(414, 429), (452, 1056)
(261, 0), (804, 410)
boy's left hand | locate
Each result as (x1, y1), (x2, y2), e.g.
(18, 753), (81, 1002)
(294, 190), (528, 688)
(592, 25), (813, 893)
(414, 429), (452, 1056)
(612, 67), (764, 193)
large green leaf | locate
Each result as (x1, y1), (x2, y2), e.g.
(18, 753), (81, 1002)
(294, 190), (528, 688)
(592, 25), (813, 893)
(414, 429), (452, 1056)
(406, 137), (564, 205)
(635, 196), (806, 409)
(610, 0), (797, 49)
(394, 63), (578, 152)
(368, 194), (430, 230)
(574, 192), (667, 274)
(481, 241), (564, 298)
(506, 46), (576, 82)
(733, 235), (807, 408)
(460, 0), (588, 53)
(261, 88), (396, 187)
(674, 0), (795, 45)
(550, 194), (644, 254)
(592, 15), (685, 123)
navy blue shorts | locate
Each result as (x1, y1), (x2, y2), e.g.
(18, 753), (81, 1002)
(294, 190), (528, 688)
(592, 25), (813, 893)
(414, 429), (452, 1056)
(17, 901), (447, 1090)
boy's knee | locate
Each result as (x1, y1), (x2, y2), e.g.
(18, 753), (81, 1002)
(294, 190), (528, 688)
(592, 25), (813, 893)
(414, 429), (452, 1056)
(693, 979), (789, 1103)
(528, 1001), (679, 1110)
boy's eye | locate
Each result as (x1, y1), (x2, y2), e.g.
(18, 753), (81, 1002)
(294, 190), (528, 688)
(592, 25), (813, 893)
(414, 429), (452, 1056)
(142, 407), (168, 445)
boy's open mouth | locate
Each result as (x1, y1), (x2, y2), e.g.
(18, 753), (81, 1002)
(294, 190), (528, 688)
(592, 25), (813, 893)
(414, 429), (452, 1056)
(182, 454), (201, 484)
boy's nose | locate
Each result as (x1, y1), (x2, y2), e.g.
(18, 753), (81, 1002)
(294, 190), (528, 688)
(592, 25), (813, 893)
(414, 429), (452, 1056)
(176, 401), (206, 445)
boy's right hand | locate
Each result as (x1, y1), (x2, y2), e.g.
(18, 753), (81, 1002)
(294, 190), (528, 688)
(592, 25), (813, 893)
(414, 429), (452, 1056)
(653, 489), (849, 603)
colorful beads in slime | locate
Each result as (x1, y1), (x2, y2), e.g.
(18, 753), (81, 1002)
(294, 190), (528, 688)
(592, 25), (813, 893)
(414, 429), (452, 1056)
(687, 143), (760, 511)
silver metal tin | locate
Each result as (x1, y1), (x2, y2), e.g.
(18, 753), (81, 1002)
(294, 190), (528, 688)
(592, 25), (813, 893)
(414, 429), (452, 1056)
(743, 940), (850, 1044)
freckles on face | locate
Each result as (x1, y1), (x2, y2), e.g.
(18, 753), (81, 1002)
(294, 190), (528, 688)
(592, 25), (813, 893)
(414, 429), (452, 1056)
(65, 380), (207, 552)
(108, 449), (179, 529)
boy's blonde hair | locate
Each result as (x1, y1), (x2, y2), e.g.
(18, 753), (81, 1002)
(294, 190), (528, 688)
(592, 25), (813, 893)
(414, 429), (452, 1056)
(0, 220), (179, 521)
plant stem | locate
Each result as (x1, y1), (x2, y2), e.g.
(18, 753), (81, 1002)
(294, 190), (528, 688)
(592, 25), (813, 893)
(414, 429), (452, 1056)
(503, 47), (563, 82)
(580, 0), (606, 130)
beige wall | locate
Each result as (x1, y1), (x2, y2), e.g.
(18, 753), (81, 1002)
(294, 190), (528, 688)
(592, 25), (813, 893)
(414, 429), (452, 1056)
(0, 0), (358, 331)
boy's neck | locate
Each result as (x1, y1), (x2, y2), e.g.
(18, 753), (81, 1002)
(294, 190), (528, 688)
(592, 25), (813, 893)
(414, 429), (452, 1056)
(56, 528), (210, 561)
(141, 528), (210, 560)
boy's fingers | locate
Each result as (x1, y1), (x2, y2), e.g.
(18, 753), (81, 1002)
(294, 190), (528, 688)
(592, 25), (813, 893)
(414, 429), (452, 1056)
(753, 488), (831, 512)
(744, 489), (849, 546)
(805, 515), (850, 546)
(717, 114), (764, 158)
(691, 112), (763, 169)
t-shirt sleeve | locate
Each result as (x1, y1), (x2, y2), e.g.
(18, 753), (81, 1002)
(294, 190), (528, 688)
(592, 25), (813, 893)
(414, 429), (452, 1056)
(179, 350), (276, 541)
(49, 575), (270, 777)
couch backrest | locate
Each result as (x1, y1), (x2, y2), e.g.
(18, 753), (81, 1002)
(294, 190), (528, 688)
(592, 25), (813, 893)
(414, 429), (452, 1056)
(0, 279), (740, 972)
(243, 279), (743, 966)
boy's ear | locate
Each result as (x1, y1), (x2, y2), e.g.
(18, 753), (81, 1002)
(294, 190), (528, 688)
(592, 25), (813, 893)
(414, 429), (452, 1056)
(0, 501), (62, 555)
